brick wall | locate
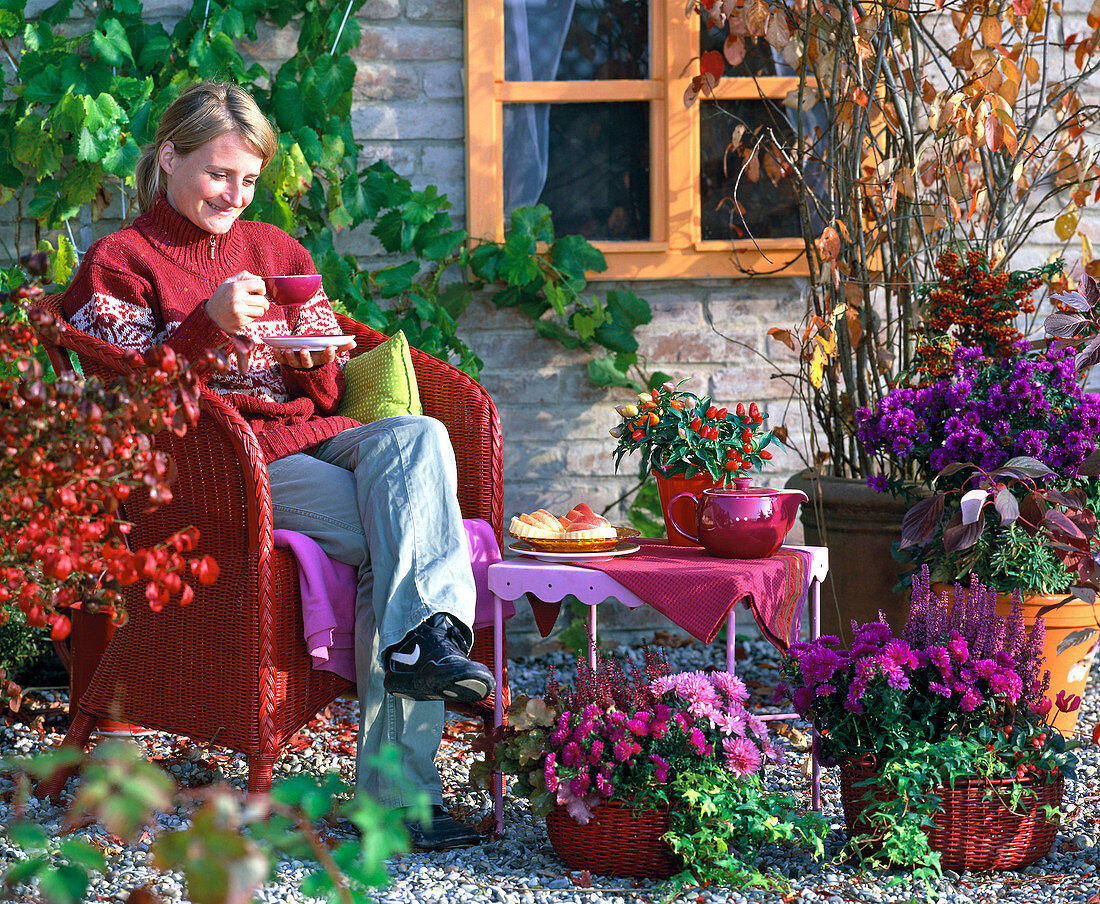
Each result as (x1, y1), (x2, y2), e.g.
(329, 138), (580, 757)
(7, 0), (1100, 652)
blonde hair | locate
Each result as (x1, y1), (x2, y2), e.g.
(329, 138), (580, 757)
(134, 82), (278, 213)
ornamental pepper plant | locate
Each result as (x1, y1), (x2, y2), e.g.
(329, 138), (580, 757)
(610, 380), (782, 486)
(483, 646), (825, 886)
(0, 273), (220, 710)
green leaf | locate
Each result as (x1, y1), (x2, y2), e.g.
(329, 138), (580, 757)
(57, 839), (107, 872)
(437, 281), (475, 319)
(589, 355), (639, 390)
(509, 204), (554, 245)
(497, 237), (543, 286)
(535, 320), (582, 349)
(550, 233), (607, 277)
(37, 864), (88, 904)
(7, 819), (49, 849)
(0, 9), (20, 39)
(83, 93), (125, 134)
(373, 261), (420, 298)
(90, 17), (134, 66)
(371, 210), (404, 253)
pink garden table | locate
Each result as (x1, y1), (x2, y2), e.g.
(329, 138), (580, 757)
(486, 541), (829, 831)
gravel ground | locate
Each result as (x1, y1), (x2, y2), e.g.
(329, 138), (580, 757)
(2, 635), (1099, 904)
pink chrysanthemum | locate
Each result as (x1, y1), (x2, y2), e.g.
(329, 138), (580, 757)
(722, 736), (762, 777)
(713, 671), (751, 704)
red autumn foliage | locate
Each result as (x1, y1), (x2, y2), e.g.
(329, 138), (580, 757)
(0, 298), (219, 709)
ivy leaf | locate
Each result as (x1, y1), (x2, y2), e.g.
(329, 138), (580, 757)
(373, 261), (420, 298)
(498, 235), (543, 286)
(53, 233), (78, 285)
(571, 307), (603, 342)
(90, 17), (134, 66)
(61, 162), (104, 207)
(468, 244), (502, 283)
(436, 282), (474, 320)
(0, 9), (20, 39)
(588, 355), (639, 390)
(550, 233), (607, 278)
(413, 217), (464, 260)
(509, 204), (554, 247)
(371, 209), (405, 253)
(535, 320), (582, 349)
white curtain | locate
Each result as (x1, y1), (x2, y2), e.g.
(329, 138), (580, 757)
(503, 0), (578, 212)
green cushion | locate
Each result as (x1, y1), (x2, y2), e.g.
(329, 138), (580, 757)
(336, 330), (422, 424)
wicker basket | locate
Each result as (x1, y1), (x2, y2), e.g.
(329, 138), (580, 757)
(839, 759), (1064, 872)
(545, 798), (681, 878)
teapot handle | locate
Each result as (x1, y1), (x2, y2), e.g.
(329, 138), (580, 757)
(667, 491), (701, 542)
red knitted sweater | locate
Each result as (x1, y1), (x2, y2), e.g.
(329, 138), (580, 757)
(60, 195), (361, 462)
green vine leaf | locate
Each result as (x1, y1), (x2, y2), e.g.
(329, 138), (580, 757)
(90, 18), (134, 67)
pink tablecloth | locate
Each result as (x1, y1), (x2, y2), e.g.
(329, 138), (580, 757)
(528, 540), (813, 651)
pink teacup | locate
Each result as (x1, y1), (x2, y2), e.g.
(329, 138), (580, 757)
(262, 274), (322, 307)
(668, 481), (807, 558)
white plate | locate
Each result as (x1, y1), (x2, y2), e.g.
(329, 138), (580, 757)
(508, 542), (641, 563)
(262, 335), (357, 350)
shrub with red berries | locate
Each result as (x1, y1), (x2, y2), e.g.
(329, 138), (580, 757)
(610, 380), (781, 485)
(0, 283), (220, 709)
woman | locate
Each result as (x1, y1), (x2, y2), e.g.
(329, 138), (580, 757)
(60, 81), (492, 850)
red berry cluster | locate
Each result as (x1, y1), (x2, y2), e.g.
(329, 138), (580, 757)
(0, 303), (222, 708)
(913, 249), (1061, 382)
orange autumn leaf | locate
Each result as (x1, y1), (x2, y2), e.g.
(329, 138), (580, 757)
(816, 226), (842, 262)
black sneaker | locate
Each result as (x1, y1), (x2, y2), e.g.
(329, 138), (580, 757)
(404, 804), (481, 850)
(383, 613), (495, 703)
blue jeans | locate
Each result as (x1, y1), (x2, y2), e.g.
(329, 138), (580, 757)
(267, 415), (477, 807)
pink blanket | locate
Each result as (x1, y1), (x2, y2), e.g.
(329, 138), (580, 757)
(275, 518), (512, 683)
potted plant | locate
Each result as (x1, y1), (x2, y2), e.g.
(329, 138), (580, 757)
(778, 566), (1079, 881)
(682, 0), (1100, 640)
(610, 380), (782, 543)
(490, 646), (826, 884)
(855, 263), (1100, 729)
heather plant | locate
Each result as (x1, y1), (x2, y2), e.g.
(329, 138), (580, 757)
(779, 567), (1079, 879)
(485, 647), (826, 886)
(855, 341), (1100, 593)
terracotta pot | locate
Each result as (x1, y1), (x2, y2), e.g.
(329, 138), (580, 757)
(785, 469), (911, 646)
(839, 758), (1063, 872)
(652, 471), (719, 546)
(545, 798), (680, 878)
(930, 583), (1097, 736)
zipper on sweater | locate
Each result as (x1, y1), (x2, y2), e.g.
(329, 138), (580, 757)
(209, 235), (215, 260)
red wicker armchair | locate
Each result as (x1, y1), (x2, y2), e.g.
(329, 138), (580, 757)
(32, 296), (508, 796)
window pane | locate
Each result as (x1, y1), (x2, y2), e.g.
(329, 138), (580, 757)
(700, 26), (777, 78)
(504, 102), (650, 240)
(700, 100), (802, 241)
(505, 0), (649, 81)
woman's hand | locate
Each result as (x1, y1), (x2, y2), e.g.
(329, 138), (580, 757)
(205, 271), (269, 334)
(270, 346), (338, 370)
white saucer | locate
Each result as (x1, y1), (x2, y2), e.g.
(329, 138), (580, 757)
(262, 335), (357, 350)
(508, 542), (641, 563)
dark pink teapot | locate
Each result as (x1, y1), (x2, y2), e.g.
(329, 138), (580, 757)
(668, 478), (807, 558)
